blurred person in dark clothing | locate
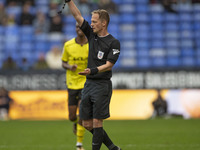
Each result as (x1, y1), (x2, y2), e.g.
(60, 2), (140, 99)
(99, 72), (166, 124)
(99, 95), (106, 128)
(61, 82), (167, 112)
(33, 53), (49, 69)
(98, 0), (118, 14)
(2, 56), (17, 70)
(152, 89), (167, 118)
(0, 87), (13, 120)
(19, 3), (34, 25)
(149, 0), (178, 13)
(0, 2), (8, 26)
(33, 11), (50, 34)
(49, 15), (63, 33)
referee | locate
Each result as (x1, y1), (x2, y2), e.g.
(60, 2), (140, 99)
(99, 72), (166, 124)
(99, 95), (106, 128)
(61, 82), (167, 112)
(65, 0), (121, 150)
(62, 22), (89, 150)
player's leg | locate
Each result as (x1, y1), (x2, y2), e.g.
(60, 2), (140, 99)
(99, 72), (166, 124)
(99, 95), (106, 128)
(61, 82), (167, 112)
(91, 80), (121, 150)
(68, 89), (85, 150)
(76, 99), (85, 150)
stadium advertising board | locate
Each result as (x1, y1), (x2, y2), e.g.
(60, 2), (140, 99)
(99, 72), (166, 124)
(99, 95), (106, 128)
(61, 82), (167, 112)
(9, 89), (200, 120)
(1, 70), (200, 90)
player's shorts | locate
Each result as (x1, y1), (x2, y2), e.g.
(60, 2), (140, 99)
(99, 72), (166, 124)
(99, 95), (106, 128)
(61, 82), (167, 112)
(80, 79), (112, 120)
(68, 89), (82, 106)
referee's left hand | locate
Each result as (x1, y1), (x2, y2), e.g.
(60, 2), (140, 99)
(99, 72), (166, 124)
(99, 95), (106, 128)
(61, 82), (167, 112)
(78, 68), (90, 75)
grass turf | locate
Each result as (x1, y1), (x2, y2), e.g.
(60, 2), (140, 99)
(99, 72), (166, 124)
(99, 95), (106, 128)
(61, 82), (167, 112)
(0, 118), (200, 150)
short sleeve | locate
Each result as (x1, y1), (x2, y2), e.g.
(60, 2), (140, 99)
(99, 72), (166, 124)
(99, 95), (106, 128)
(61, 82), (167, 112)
(107, 40), (120, 64)
(61, 44), (68, 62)
(80, 19), (93, 40)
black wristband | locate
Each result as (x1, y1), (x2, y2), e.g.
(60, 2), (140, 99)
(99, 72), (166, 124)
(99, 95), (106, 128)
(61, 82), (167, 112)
(90, 68), (98, 75)
(65, 0), (71, 2)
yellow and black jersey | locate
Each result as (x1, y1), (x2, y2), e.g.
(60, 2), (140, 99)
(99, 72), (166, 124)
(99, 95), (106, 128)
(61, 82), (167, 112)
(62, 38), (89, 89)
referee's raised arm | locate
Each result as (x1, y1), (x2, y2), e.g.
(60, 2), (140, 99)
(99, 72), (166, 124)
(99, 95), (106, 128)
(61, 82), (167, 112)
(67, 0), (84, 27)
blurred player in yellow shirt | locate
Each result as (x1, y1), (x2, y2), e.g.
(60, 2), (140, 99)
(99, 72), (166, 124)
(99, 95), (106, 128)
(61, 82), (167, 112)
(62, 22), (88, 150)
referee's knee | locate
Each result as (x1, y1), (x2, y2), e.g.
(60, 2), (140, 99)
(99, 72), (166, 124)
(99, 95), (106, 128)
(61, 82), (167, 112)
(82, 120), (93, 131)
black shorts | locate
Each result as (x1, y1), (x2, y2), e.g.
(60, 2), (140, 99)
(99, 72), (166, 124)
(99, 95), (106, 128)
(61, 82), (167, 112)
(80, 79), (112, 120)
(68, 89), (82, 106)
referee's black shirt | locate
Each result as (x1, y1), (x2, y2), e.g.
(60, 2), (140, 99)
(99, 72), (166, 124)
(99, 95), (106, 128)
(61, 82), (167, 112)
(80, 20), (120, 80)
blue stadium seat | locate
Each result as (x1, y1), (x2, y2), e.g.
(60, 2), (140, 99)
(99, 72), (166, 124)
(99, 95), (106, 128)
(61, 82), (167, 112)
(165, 31), (179, 39)
(34, 33), (48, 42)
(151, 40), (165, 48)
(20, 42), (33, 52)
(193, 4), (200, 13)
(151, 23), (164, 31)
(179, 13), (193, 22)
(151, 31), (164, 39)
(164, 14), (179, 22)
(150, 48), (166, 57)
(167, 56), (181, 67)
(166, 49), (180, 57)
(178, 4), (193, 13)
(136, 13), (149, 22)
(120, 0), (134, 4)
(194, 22), (200, 31)
(137, 57), (151, 68)
(182, 56), (195, 67)
(165, 39), (179, 48)
(120, 56), (137, 68)
(120, 31), (136, 40)
(135, 0), (148, 3)
(136, 23), (149, 31)
(121, 41), (135, 50)
(36, 6), (49, 14)
(63, 16), (76, 24)
(6, 6), (21, 16)
(180, 22), (193, 30)
(137, 48), (149, 57)
(149, 4), (164, 13)
(180, 30), (194, 39)
(0, 26), (4, 34)
(180, 40), (194, 48)
(35, 42), (49, 52)
(108, 23), (119, 33)
(196, 57), (200, 66)
(136, 31), (150, 40)
(181, 48), (195, 56)
(120, 13), (136, 23)
(4, 41), (19, 51)
(110, 14), (120, 23)
(112, 0), (121, 5)
(63, 24), (76, 34)
(136, 41), (150, 49)
(136, 5), (149, 13)
(164, 23), (179, 31)
(5, 25), (19, 35)
(150, 13), (164, 22)
(194, 31), (200, 39)
(194, 13), (200, 22)
(151, 57), (166, 67)
(119, 4), (135, 13)
(20, 25), (34, 34)
(35, 0), (49, 5)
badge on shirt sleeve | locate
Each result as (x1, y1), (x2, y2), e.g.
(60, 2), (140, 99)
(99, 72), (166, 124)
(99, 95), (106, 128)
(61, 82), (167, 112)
(97, 51), (104, 59)
(112, 49), (120, 55)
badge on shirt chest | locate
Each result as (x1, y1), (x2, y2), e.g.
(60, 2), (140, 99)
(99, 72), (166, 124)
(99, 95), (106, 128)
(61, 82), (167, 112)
(97, 51), (104, 59)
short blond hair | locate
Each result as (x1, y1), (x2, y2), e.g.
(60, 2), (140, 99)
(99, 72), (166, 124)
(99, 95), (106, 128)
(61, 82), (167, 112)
(91, 9), (110, 27)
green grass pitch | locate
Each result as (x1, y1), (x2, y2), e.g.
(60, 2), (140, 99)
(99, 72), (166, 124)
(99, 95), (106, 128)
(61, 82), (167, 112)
(0, 118), (200, 150)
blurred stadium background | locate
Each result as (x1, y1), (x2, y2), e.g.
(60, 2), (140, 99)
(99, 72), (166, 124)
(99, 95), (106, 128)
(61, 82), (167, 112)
(1, 0), (200, 150)
(0, 0), (200, 119)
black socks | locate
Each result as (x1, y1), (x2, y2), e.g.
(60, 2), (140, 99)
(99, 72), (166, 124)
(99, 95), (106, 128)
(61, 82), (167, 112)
(92, 127), (104, 150)
(90, 128), (118, 150)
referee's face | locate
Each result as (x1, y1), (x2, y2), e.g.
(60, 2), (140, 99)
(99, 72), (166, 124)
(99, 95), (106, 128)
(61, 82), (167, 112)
(91, 14), (103, 34)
